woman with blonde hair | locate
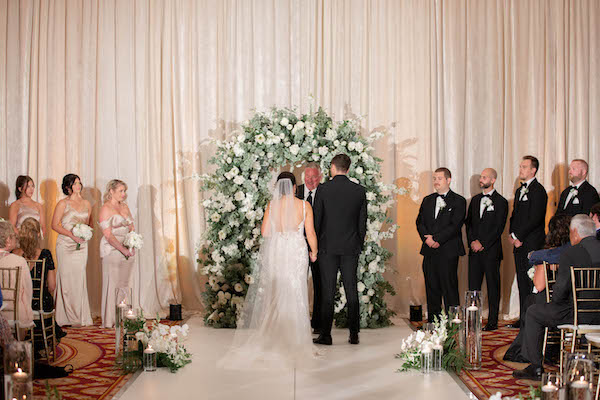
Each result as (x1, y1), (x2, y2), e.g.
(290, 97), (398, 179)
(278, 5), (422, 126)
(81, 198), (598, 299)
(0, 220), (33, 333)
(9, 175), (46, 237)
(98, 179), (135, 328)
(51, 174), (93, 326)
(13, 218), (66, 340)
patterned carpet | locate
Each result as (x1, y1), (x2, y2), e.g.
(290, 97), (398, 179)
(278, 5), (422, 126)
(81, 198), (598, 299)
(408, 319), (551, 400)
(34, 319), (180, 400)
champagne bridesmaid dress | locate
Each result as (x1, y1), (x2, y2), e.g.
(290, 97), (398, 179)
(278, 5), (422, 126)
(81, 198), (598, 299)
(99, 214), (135, 328)
(54, 203), (93, 326)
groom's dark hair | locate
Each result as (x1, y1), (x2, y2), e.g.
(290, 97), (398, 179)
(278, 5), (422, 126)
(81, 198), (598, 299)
(331, 154), (351, 173)
(277, 171), (296, 186)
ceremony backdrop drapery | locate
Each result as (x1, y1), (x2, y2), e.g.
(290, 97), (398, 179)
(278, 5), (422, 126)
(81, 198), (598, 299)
(1, 0), (598, 319)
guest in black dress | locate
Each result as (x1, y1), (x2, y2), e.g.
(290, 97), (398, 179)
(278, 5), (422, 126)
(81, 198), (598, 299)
(503, 214), (571, 362)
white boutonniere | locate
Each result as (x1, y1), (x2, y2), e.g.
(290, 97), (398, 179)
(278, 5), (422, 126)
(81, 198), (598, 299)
(438, 197), (447, 210)
(520, 186), (529, 196)
(481, 197), (494, 211)
(570, 188), (580, 204)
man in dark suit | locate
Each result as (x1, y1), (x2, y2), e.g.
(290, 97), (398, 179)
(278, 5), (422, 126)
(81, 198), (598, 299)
(416, 167), (466, 322)
(513, 215), (600, 380)
(555, 159), (599, 217)
(312, 154), (367, 346)
(508, 155), (548, 328)
(295, 162), (323, 334)
(465, 168), (508, 331)
(591, 202), (600, 239)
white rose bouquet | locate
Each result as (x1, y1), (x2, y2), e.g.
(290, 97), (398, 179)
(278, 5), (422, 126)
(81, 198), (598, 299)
(72, 223), (93, 250)
(123, 231), (143, 260)
(135, 319), (192, 372)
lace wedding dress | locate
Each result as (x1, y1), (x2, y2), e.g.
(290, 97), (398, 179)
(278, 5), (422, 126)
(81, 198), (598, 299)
(219, 178), (319, 370)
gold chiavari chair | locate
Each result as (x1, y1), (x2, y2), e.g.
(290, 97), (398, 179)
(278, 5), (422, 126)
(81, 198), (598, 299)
(0, 266), (34, 345)
(542, 262), (561, 362)
(27, 258), (57, 362)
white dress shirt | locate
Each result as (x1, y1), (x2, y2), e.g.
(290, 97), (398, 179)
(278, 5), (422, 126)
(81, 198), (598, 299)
(479, 189), (496, 218)
(304, 185), (318, 204)
(563, 180), (585, 209)
(434, 191), (449, 219)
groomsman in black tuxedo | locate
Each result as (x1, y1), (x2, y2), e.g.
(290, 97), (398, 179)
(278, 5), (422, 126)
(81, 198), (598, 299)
(465, 168), (508, 331)
(416, 167), (466, 322)
(295, 162), (323, 334)
(508, 155), (548, 328)
(555, 159), (599, 217)
(313, 154), (367, 345)
(590, 203), (600, 239)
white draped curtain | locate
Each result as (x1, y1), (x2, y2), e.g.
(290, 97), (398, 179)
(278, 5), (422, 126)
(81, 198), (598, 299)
(1, 0), (598, 319)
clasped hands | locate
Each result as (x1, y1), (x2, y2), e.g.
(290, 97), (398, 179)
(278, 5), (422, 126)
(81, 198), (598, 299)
(509, 236), (523, 248)
(470, 240), (484, 252)
(424, 235), (440, 249)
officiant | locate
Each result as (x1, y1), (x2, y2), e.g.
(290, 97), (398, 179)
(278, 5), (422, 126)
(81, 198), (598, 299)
(296, 162), (323, 334)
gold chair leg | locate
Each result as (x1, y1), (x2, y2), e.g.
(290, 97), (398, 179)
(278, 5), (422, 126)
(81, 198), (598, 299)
(560, 330), (565, 377)
(40, 315), (50, 362)
(543, 327), (548, 360)
(51, 315), (57, 363)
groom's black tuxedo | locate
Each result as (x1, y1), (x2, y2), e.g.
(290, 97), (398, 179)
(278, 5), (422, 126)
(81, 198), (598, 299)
(313, 175), (367, 336)
(296, 183), (323, 330)
(416, 189), (466, 321)
(555, 180), (599, 217)
(465, 190), (508, 325)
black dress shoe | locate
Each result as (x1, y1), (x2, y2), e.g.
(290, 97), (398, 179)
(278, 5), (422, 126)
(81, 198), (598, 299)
(506, 321), (521, 329)
(482, 323), (498, 331)
(313, 335), (332, 345)
(349, 332), (359, 345)
(512, 364), (543, 380)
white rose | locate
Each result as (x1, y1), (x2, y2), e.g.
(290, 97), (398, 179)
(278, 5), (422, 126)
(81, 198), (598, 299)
(267, 152), (273, 159)
(233, 175), (245, 185)
(357, 281), (366, 292)
(325, 128), (337, 140)
(218, 231), (227, 240)
(211, 213), (221, 222)
(244, 274), (254, 284)
(295, 121), (305, 130)
(361, 295), (370, 303)
(234, 191), (245, 201)
(286, 124), (293, 130)
(280, 117), (289, 126)
(366, 192), (376, 201)
(233, 144), (244, 157)
(226, 157), (232, 164)
(290, 144), (300, 155)
(250, 173), (258, 182)
(355, 166), (363, 175)
(319, 146), (328, 156)
(355, 142), (364, 152)
(333, 140), (340, 146)
(367, 288), (375, 296)
(285, 141), (291, 147)
(348, 142), (356, 151)
(272, 135), (281, 144)
(255, 134), (266, 144)
(312, 154), (319, 161)
(237, 134), (245, 142)
(234, 283), (243, 292)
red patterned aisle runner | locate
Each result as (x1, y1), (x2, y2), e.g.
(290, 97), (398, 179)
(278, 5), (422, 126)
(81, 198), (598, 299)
(33, 320), (180, 400)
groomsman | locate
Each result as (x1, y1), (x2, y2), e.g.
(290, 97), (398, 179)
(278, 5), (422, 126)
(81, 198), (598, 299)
(416, 168), (466, 321)
(509, 155), (548, 328)
(555, 159), (599, 217)
(295, 162), (323, 334)
(465, 168), (508, 331)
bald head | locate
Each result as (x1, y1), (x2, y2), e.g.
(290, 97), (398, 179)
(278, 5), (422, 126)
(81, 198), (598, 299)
(479, 168), (497, 193)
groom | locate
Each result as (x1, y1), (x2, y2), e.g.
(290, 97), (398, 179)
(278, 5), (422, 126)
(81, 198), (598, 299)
(313, 154), (367, 345)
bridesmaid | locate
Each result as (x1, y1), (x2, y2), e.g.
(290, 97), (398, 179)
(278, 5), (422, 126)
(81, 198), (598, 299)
(98, 179), (135, 328)
(51, 174), (93, 326)
(9, 175), (46, 237)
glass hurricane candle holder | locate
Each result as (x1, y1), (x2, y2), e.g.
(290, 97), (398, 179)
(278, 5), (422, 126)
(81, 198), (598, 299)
(3, 341), (33, 400)
(541, 372), (561, 400)
(464, 291), (482, 370)
(432, 340), (443, 372)
(565, 358), (593, 400)
(420, 344), (433, 374)
(448, 305), (465, 353)
(143, 344), (157, 372)
(115, 287), (132, 359)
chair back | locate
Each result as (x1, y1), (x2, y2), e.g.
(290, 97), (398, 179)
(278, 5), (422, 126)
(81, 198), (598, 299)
(543, 262), (559, 303)
(0, 266), (22, 322)
(26, 258), (46, 313)
(570, 266), (600, 326)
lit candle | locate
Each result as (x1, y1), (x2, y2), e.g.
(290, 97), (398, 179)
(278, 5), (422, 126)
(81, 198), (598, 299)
(144, 344), (155, 354)
(12, 368), (28, 383)
(542, 384), (558, 392)
(467, 305), (478, 312)
(569, 379), (589, 388)
(118, 300), (127, 308)
(126, 309), (135, 320)
(451, 318), (462, 324)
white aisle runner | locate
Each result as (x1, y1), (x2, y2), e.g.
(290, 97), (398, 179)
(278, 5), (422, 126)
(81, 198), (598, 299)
(115, 316), (472, 400)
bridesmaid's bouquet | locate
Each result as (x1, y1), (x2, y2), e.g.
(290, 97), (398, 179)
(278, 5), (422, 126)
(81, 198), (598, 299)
(123, 231), (143, 260)
(72, 223), (93, 250)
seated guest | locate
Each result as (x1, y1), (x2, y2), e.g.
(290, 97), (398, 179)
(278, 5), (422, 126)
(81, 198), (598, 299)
(0, 221), (34, 332)
(513, 215), (600, 380)
(12, 218), (66, 342)
(590, 202), (600, 239)
(503, 214), (571, 362)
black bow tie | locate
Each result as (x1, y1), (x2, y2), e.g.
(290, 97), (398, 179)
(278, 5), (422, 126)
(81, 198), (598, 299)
(437, 193), (446, 199)
(520, 182), (527, 188)
(570, 186), (577, 190)
(482, 194), (491, 198)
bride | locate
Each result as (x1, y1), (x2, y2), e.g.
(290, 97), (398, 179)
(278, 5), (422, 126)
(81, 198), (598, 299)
(219, 171), (319, 370)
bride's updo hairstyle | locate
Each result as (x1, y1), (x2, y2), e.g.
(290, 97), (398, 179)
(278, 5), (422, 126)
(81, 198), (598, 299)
(276, 172), (296, 195)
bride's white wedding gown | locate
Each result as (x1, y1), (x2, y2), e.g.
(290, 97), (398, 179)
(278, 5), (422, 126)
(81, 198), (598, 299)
(219, 183), (319, 370)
